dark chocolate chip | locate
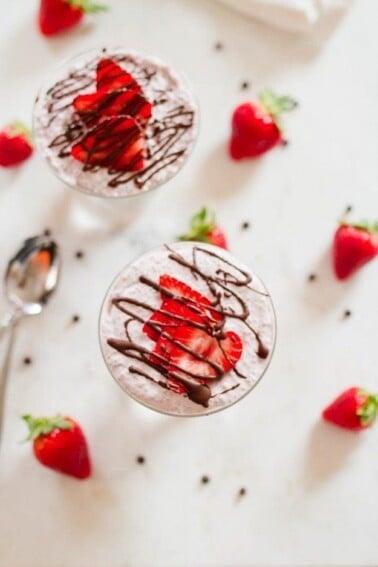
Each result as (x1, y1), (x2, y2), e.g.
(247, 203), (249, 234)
(136, 455), (145, 464)
(343, 309), (352, 318)
(75, 250), (84, 259)
(241, 81), (250, 90)
(23, 357), (32, 366)
(238, 487), (247, 497)
(201, 475), (210, 484)
(72, 315), (80, 323)
(345, 205), (353, 214)
(43, 229), (51, 237)
(282, 139), (289, 147)
(214, 42), (223, 51)
(308, 273), (317, 282)
(241, 221), (250, 231)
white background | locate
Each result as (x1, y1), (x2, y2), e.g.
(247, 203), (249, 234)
(0, 1), (377, 566)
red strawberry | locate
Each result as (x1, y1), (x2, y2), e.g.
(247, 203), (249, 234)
(168, 325), (243, 380)
(333, 221), (378, 280)
(96, 59), (142, 93)
(0, 122), (33, 167)
(158, 274), (222, 324)
(229, 90), (297, 160)
(143, 275), (222, 344)
(179, 207), (228, 249)
(322, 387), (378, 431)
(38, 0), (106, 36)
(73, 88), (152, 126)
(22, 414), (91, 479)
(71, 116), (145, 171)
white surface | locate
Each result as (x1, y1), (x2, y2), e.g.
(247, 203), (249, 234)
(216, 0), (350, 33)
(0, 1), (377, 566)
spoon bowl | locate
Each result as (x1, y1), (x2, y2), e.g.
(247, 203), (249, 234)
(4, 235), (60, 318)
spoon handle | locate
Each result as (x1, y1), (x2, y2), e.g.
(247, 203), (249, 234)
(0, 321), (17, 442)
(0, 311), (22, 342)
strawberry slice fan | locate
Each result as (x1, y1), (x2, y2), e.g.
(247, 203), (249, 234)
(142, 275), (243, 396)
(71, 58), (153, 172)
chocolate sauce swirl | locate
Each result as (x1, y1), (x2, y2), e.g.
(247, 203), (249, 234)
(106, 245), (272, 408)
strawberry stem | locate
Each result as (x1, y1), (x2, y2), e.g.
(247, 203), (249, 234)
(67, 0), (107, 13)
(339, 219), (378, 234)
(258, 89), (297, 132)
(356, 390), (378, 427)
(179, 207), (216, 243)
(8, 121), (33, 145)
(22, 414), (72, 441)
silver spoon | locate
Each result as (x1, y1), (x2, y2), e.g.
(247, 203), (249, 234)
(0, 235), (60, 437)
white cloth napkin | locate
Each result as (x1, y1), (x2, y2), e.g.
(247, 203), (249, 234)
(216, 0), (350, 32)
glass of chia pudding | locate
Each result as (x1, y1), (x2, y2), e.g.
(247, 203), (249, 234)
(33, 47), (199, 202)
(99, 241), (276, 417)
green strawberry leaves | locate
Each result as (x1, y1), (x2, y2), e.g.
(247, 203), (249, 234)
(179, 207), (216, 243)
(67, 0), (107, 14)
(22, 414), (73, 441)
(357, 391), (378, 427)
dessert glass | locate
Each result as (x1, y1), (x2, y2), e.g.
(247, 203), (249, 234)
(33, 48), (199, 223)
(99, 242), (277, 417)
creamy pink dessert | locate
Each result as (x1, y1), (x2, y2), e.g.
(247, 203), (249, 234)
(33, 48), (198, 197)
(99, 242), (276, 416)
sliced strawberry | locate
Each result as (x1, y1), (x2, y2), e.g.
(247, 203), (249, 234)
(96, 58), (142, 93)
(167, 326), (216, 380)
(71, 116), (146, 172)
(207, 330), (243, 373)
(159, 274), (222, 325)
(143, 299), (181, 341)
(168, 326), (242, 381)
(73, 88), (152, 126)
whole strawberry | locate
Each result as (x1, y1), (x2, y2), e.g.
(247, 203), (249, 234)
(0, 122), (33, 167)
(179, 207), (228, 249)
(22, 414), (91, 479)
(39, 0), (107, 36)
(229, 89), (297, 160)
(322, 387), (378, 431)
(333, 221), (378, 280)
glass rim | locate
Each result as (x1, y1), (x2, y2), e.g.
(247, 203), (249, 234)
(32, 46), (200, 200)
(98, 242), (277, 418)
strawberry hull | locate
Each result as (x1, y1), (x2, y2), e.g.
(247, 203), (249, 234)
(100, 242), (276, 417)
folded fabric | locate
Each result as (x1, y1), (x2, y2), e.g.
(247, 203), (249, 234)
(216, 0), (350, 33)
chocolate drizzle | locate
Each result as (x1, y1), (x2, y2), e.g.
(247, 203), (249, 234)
(39, 52), (196, 190)
(106, 245), (272, 408)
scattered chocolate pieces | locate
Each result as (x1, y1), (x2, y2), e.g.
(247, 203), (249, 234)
(72, 315), (80, 323)
(282, 139), (289, 147)
(43, 229), (51, 237)
(241, 81), (250, 90)
(136, 455), (145, 464)
(238, 487), (247, 497)
(23, 357), (32, 366)
(241, 221), (250, 231)
(75, 250), (84, 260)
(345, 205), (353, 214)
(343, 309), (352, 318)
(308, 273), (317, 282)
(201, 475), (210, 484)
(214, 42), (223, 51)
